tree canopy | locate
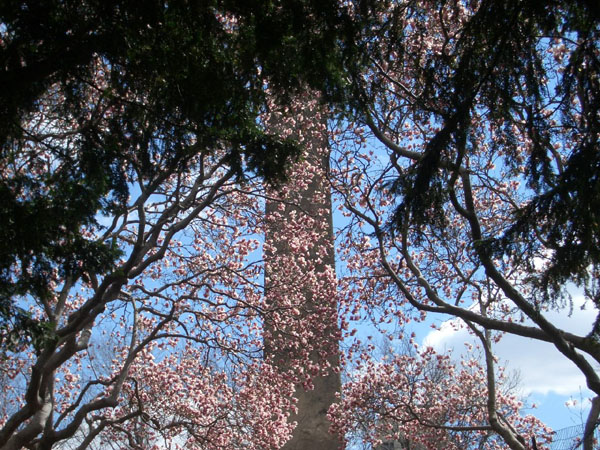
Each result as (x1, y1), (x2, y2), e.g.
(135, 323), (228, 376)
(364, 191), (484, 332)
(355, 0), (600, 307)
(329, 1), (600, 448)
(1, 1), (599, 449)
(0, 0), (375, 350)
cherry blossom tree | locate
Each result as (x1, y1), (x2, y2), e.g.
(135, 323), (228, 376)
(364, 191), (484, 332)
(328, 1), (599, 449)
(0, 0), (375, 349)
(3, 2), (597, 450)
(0, 87), (298, 448)
(0, 2), (379, 448)
(330, 335), (551, 449)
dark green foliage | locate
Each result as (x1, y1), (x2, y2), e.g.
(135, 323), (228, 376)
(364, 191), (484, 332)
(372, 0), (599, 305)
(0, 0), (376, 351)
(0, 302), (56, 356)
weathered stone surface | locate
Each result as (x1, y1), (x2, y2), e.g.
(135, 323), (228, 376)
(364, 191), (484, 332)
(265, 95), (342, 449)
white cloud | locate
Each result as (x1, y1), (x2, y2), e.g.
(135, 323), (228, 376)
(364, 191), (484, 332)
(422, 295), (598, 396)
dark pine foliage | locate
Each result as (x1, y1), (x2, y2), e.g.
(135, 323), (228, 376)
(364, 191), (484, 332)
(366, 0), (599, 312)
(0, 0), (377, 351)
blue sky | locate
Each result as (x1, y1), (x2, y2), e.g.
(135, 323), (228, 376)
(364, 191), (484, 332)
(421, 290), (596, 431)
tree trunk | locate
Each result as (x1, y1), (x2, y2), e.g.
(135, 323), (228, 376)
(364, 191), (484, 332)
(583, 396), (600, 450)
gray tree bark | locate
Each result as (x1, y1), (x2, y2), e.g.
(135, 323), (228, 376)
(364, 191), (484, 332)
(583, 396), (600, 450)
